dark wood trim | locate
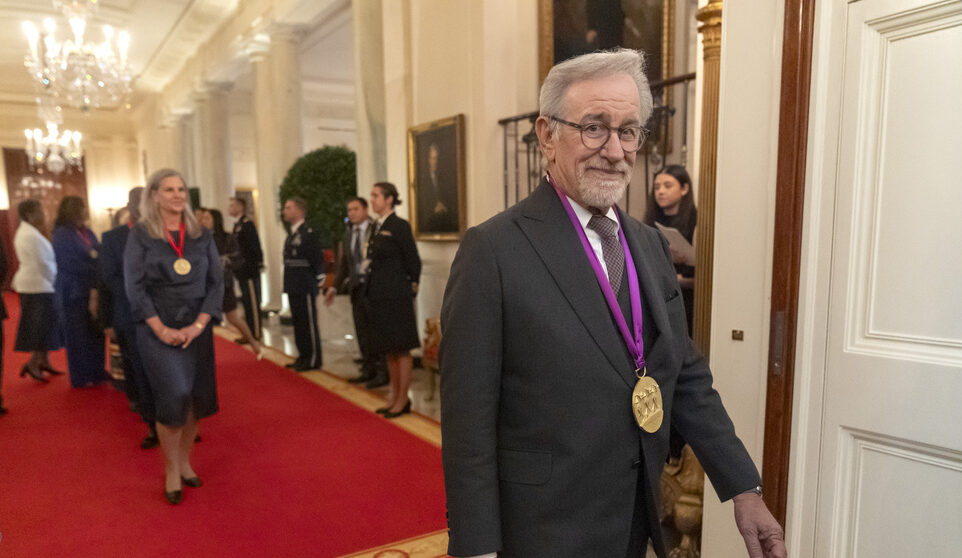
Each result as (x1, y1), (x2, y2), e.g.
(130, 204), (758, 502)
(763, 0), (816, 525)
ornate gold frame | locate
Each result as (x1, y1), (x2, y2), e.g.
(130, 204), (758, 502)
(406, 114), (467, 241)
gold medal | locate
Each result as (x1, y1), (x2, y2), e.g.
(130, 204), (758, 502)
(89, 249), (98, 259)
(173, 258), (191, 275)
(631, 371), (663, 433)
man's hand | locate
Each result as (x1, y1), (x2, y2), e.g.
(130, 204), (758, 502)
(733, 492), (786, 558)
(322, 288), (336, 306)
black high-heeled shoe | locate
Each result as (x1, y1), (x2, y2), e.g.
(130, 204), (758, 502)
(375, 406), (390, 415)
(39, 364), (65, 375)
(384, 400), (412, 419)
(20, 364), (48, 383)
(181, 476), (202, 488)
(165, 489), (183, 505)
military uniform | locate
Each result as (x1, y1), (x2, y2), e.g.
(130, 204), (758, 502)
(283, 221), (324, 369)
(232, 214), (264, 339)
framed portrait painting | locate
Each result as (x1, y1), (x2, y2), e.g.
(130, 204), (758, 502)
(407, 114), (466, 241)
(538, 0), (673, 90)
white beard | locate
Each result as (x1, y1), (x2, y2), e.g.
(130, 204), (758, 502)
(576, 159), (632, 209)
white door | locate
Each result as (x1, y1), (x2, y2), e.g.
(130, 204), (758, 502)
(792, 0), (962, 556)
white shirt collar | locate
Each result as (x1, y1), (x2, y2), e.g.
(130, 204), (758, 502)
(290, 219), (305, 233)
(566, 195), (620, 233)
(376, 210), (394, 227)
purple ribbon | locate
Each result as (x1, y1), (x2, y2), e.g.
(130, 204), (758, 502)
(549, 175), (646, 372)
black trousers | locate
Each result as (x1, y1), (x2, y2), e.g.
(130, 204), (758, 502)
(237, 273), (262, 339)
(350, 288), (385, 377)
(289, 292), (321, 368)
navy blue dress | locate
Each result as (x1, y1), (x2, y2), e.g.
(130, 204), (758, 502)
(53, 225), (107, 388)
(124, 224), (223, 427)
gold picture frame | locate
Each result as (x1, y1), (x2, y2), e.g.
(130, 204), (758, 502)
(538, 0), (674, 100)
(407, 114), (467, 241)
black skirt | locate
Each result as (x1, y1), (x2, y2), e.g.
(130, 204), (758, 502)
(15, 293), (63, 352)
(366, 294), (420, 355)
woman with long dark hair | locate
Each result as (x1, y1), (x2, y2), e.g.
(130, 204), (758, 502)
(52, 196), (107, 387)
(198, 208), (263, 357)
(125, 168), (223, 504)
(366, 182), (421, 419)
(643, 164), (697, 335)
(12, 199), (64, 383)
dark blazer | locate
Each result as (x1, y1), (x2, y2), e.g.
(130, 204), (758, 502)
(232, 215), (263, 279)
(439, 179), (759, 558)
(365, 213), (420, 300)
(332, 219), (374, 295)
(100, 224), (133, 329)
(283, 223), (324, 295)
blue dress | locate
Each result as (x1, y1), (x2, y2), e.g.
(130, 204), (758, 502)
(52, 225), (107, 388)
(123, 224), (223, 427)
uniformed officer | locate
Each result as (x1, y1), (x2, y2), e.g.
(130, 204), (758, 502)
(228, 196), (263, 341)
(282, 197), (324, 371)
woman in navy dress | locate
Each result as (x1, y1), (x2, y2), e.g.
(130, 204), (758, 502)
(366, 182), (421, 419)
(124, 168), (223, 505)
(52, 196), (107, 388)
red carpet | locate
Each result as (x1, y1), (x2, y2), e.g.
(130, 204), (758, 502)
(0, 292), (446, 557)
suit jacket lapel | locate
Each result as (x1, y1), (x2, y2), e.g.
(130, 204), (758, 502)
(517, 179), (637, 389)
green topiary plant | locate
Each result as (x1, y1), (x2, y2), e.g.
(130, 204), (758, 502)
(278, 146), (357, 247)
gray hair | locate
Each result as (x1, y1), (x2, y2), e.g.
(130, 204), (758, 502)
(539, 48), (654, 131)
(140, 168), (203, 239)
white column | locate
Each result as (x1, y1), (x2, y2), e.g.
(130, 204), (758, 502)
(352, 0), (387, 191)
(191, 92), (213, 205)
(201, 82), (234, 214)
(269, 25), (306, 177)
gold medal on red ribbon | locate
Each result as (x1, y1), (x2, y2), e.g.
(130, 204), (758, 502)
(173, 258), (191, 275)
(631, 369), (663, 433)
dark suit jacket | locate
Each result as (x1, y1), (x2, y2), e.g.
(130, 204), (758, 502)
(332, 219), (374, 295)
(365, 213), (420, 301)
(232, 215), (263, 279)
(100, 224), (133, 329)
(439, 179), (759, 558)
(283, 223), (324, 295)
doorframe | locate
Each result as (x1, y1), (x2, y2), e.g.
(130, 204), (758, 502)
(762, 0), (816, 526)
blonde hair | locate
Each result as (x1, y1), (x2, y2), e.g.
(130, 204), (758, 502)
(140, 168), (203, 239)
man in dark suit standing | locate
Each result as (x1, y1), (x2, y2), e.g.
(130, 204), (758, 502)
(439, 49), (786, 558)
(100, 187), (157, 448)
(282, 197), (324, 372)
(323, 197), (388, 388)
(229, 196), (263, 342)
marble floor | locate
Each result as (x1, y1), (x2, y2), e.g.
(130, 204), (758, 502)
(241, 295), (441, 422)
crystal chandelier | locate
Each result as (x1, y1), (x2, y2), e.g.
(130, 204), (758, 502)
(24, 94), (83, 174)
(22, 0), (132, 112)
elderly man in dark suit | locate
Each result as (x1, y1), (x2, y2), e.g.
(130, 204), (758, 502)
(439, 49), (786, 558)
(100, 187), (157, 448)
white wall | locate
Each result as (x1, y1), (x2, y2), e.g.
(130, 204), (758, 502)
(700, 1), (785, 556)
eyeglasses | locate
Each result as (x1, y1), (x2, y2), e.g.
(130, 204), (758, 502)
(550, 116), (649, 153)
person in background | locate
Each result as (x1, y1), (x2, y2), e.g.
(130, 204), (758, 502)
(324, 196), (388, 388)
(281, 197), (324, 372)
(0, 241), (9, 415)
(12, 199), (63, 382)
(101, 187), (158, 449)
(52, 196), (107, 388)
(125, 168), (223, 505)
(229, 196), (263, 343)
(366, 182), (421, 419)
(643, 165), (696, 335)
(199, 207), (263, 357)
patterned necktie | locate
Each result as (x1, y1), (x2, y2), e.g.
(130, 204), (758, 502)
(587, 215), (625, 297)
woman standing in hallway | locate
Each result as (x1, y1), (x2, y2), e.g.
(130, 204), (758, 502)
(12, 199), (64, 382)
(644, 165), (697, 335)
(198, 207), (263, 357)
(125, 169), (223, 505)
(366, 182), (421, 419)
(52, 196), (108, 387)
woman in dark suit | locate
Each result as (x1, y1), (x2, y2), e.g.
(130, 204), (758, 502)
(12, 199), (64, 382)
(52, 196), (108, 388)
(366, 182), (421, 419)
(125, 168), (223, 505)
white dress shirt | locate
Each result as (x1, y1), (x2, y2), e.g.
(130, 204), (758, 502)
(11, 222), (56, 293)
